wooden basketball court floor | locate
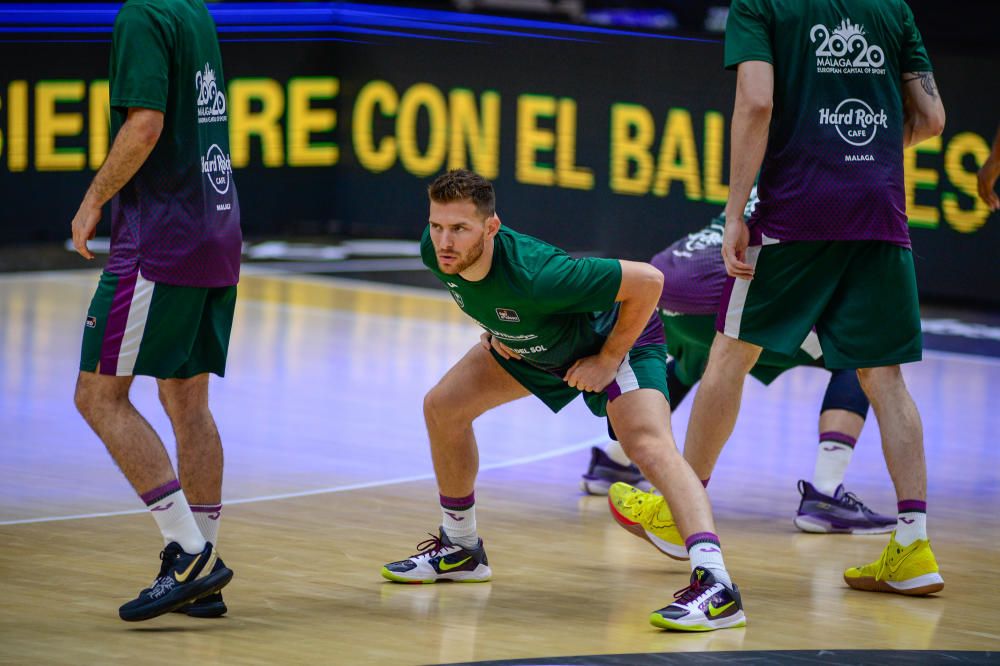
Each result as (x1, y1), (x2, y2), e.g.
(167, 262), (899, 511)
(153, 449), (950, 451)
(1, 269), (998, 665)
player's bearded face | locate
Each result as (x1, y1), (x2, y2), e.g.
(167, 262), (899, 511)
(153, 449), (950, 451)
(436, 226), (485, 274)
(429, 200), (491, 275)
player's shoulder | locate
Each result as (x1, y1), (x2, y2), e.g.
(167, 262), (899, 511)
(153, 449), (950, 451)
(118, 0), (168, 16)
(115, 0), (174, 27)
(495, 226), (566, 274)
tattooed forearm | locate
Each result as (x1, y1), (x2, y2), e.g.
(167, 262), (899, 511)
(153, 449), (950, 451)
(903, 72), (938, 98)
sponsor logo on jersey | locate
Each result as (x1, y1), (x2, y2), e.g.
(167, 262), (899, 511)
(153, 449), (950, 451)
(679, 225), (723, 255)
(483, 327), (537, 342)
(85, 315), (97, 328)
(195, 63), (228, 123)
(496, 308), (520, 322)
(450, 290), (464, 307)
(818, 98), (887, 147)
(510, 344), (548, 355)
(201, 144), (233, 194)
(810, 19), (885, 75)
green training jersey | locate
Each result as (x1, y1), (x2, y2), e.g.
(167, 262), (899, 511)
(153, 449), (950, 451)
(725, 0), (932, 246)
(421, 226), (623, 375)
(107, 0), (241, 287)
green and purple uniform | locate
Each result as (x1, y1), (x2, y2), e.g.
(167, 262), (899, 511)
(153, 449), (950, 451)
(81, 0), (240, 378)
(720, 0), (929, 368)
(421, 226), (667, 416)
(652, 213), (821, 387)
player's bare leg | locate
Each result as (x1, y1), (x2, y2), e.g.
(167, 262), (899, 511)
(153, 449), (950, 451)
(76, 371), (227, 620)
(844, 367), (942, 596)
(608, 387), (746, 631)
(682, 333), (761, 480)
(607, 388), (714, 539)
(382, 344), (529, 584)
(159, 374), (222, 505)
(423, 344), (530, 498)
(75, 372), (177, 493)
(856, 366), (925, 502)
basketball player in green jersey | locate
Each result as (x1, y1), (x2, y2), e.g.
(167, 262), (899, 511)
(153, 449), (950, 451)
(380, 169), (745, 632)
(687, 0), (946, 596)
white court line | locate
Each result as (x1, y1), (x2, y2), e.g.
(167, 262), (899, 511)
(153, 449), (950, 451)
(0, 436), (609, 527)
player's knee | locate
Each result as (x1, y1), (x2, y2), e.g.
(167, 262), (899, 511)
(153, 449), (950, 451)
(423, 385), (458, 427)
(620, 433), (673, 472)
(856, 365), (902, 401)
(73, 373), (120, 419)
(706, 335), (759, 376)
(158, 378), (209, 420)
(73, 380), (94, 418)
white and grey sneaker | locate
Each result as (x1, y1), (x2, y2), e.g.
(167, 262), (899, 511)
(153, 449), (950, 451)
(381, 527), (491, 584)
(649, 567), (747, 632)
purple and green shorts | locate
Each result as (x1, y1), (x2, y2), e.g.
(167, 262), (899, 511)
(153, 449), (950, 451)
(80, 269), (236, 378)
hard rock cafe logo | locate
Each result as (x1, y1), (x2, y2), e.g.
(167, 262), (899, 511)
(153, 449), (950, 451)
(818, 98), (887, 147)
(201, 144), (233, 195)
(195, 63), (227, 123)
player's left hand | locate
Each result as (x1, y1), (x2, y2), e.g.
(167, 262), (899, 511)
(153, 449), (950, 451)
(71, 200), (101, 260)
(564, 353), (620, 393)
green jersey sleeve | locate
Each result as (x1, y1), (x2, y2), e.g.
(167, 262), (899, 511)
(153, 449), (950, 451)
(899, 1), (933, 72)
(110, 5), (171, 112)
(724, 0), (774, 70)
(532, 255), (622, 314)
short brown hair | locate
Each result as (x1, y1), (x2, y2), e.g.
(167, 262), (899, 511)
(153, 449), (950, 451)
(428, 169), (496, 218)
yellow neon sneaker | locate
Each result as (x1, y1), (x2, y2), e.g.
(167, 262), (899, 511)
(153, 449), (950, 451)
(844, 533), (944, 596)
(608, 482), (687, 560)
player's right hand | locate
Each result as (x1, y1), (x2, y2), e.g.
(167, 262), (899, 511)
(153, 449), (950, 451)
(721, 215), (754, 280)
(71, 201), (101, 260)
(480, 331), (521, 360)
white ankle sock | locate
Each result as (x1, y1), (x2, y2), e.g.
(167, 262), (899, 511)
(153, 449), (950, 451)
(813, 433), (855, 495)
(441, 493), (479, 550)
(686, 533), (732, 588)
(605, 440), (632, 467)
(191, 503), (222, 546)
(142, 481), (206, 554)
(895, 512), (928, 546)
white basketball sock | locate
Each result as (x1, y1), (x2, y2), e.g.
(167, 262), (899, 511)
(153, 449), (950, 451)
(441, 492), (479, 550)
(142, 481), (206, 554)
(191, 503), (222, 546)
(813, 432), (856, 495)
(895, 501), (928, 546)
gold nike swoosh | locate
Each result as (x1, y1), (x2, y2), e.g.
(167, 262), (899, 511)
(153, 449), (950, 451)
(173, 552), (204, 583)
(438, 556), (472, 572)
(708, 601), (734, 617)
